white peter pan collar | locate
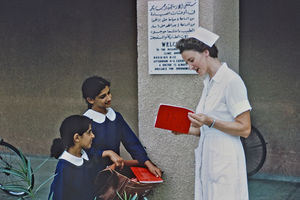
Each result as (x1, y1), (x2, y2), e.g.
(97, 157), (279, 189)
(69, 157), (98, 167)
(83, 107), (116, 123)
(59, 150), (89, 166)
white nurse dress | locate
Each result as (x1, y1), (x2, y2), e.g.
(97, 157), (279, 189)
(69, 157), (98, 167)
(194, 63), (251, 200)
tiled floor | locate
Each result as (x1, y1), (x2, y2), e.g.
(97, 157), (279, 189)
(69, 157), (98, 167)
(248, 178), (300, 200)
(1, 156), (299, 200)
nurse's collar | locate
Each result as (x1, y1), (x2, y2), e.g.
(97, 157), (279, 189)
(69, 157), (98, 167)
(207, 63), (228, 83)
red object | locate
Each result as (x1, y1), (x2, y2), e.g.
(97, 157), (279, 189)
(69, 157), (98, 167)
(154, 104), (194, 134)
(130, 167), (163, 183)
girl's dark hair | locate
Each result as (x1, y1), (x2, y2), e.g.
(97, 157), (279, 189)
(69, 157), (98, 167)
(81, 76), (111, 109)
(50, 115), (92, 159)
(176, 37), (218, 58)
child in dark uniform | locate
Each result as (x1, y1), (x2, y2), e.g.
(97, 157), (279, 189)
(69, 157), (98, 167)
(48, 115), (97, 200)
(81, 76), (162, 178)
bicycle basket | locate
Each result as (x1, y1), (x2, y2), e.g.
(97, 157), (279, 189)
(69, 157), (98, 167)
(94, 168), (155, 200)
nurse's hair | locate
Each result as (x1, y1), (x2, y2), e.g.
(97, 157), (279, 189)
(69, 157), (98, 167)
(176, 37), (218, 58)
(50, 115), (92, 159)
(81, 76), (111, 109)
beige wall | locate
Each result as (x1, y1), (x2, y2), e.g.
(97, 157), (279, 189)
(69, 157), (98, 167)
(137, 0), (239, 199)
(0, 0), (138, 158)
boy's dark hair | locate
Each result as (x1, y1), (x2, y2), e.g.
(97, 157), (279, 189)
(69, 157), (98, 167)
(82, 76), (111, 109)
(176, 37), (218, 58)
(50, 115), (92, 159)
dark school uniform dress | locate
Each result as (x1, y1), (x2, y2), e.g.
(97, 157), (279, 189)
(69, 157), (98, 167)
(83, 108), (149, 169)
(48, 150), (97, 200)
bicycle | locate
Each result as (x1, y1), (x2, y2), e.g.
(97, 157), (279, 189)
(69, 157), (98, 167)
(241, 125), (267, 176)
(0, 137), (34, 197)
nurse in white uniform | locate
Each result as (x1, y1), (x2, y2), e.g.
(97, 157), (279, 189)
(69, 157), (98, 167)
(175, 27), (252, 200)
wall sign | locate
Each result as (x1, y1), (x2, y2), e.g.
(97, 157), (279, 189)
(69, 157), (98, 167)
(148, 0), (199, 74)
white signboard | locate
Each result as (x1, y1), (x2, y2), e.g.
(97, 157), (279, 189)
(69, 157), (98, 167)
(148, 0), (199, 74)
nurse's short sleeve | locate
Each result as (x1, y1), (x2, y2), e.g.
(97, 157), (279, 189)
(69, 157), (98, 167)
(225, 76), (252, 118)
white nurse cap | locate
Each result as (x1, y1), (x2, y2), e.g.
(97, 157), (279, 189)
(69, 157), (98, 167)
(188, 26), (220, 47)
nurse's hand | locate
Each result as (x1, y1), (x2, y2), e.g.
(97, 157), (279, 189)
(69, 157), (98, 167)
(103, 150), (124, 169)
(172, 124), (201, 136)
(171, 131), (185, 135)
(188, 112), (207, 128)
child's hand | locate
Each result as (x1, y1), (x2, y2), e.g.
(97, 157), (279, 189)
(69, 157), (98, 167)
(107, 163), (116, 170)
(130, 178), (138, 182)
(103, 150), (124, 169)
(144, 160), (162, 177)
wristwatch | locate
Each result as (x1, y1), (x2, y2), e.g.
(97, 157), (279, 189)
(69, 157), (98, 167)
(209, 119), (216, 128)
